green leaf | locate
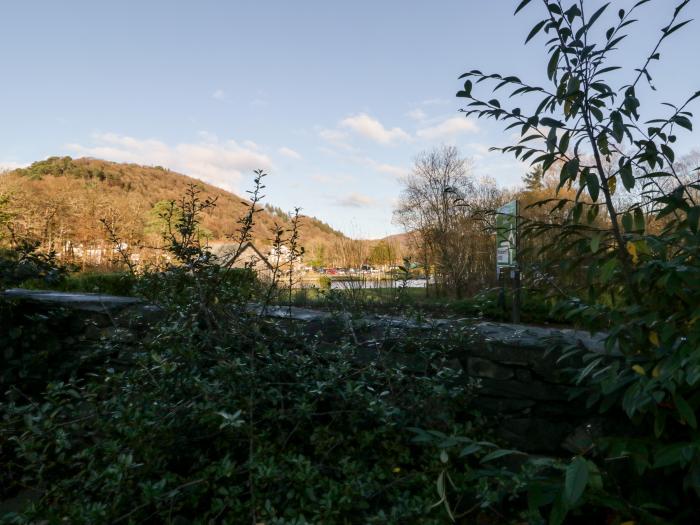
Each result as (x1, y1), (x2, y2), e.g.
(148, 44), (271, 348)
(576, 357), (602, 385)
(633, 208), (645, 233)
(654, 443), (688, 468)
(559, 131), (570, 153)
(549, 494), (569, 525)
(688, 206), (700, 234)
(480, 449), (525, 463)
(660, 143), (675, 163)
(672, 115), (693, 131)
(586, 460), (603, 491)
(590, 106), (604, 122)
(610, 111), (624, 143)
(456, 79), (473, 98)
(514, 0), (533, 14)
(622, 212), (634, 233)
(586, 172), (600, 202)
(597, 132), (610, 155)
(573, 202), (583, 223)
(600, 258), (618, 283)
(654, 411), (667, 438)
(459, 443), (482, 457)
(590, 232), (603, 253)
(567, 76), (581, 96)
(564, 456), (589, 505)
(664, 19), (692, 37)
(540, 117), (563, 128)
(567, 157), (580, 179)
(675, 395), (697, 429)
(547, 48), (560, 80)
(526, 20), (547, 44)
(547, 126), (558, 153)
(587, 204), (600, 223)
(620, 162), (635, 191)
(586, 3), (610, 29)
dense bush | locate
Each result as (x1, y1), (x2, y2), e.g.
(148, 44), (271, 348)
(0, 245), (66, 290)
(451, 288), (569, 325)
(0, 278), (478, 523)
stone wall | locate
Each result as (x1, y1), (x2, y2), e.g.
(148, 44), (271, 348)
(257, 306), (611, 453)
(0, 289), (157, 392)
(2, 290), (612, 453)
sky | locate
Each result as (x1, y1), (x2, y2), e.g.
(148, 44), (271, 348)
(1, 0), (699, 238)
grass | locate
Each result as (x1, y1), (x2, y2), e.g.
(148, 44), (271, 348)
(20, 271), (137, 296)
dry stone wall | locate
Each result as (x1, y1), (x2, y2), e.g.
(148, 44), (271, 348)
(2, 290), (613, 454)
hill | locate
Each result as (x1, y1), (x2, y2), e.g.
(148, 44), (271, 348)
(0, 156), (346, 265)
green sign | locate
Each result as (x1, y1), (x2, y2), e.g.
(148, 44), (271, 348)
(496, 200), (517, 268)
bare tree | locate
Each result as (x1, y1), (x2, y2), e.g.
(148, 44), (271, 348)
(393, 145), (500, 298)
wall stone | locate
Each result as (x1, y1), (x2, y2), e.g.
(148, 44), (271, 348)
(1, 289), (614, 454)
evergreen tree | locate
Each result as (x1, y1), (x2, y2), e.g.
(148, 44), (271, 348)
(522, 164), (544, 191)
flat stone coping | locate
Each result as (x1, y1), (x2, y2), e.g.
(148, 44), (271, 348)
(3, 288), (609, 353)
(1, 288), (143, 312)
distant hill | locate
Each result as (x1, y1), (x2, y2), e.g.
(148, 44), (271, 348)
(0, 157), (346, 261)
(376, 231), (412, 250)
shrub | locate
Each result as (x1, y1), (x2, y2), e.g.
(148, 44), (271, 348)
(318, 274), (332, 290)
(0, 284), (477, 523)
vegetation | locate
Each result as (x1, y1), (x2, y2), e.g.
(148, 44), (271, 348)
(0, 157), (346, 269)
(2, 0), (700, 523)
(394, 146), (503, 299)
(0, 176), (479, 524)
(446, 0), (700, 521)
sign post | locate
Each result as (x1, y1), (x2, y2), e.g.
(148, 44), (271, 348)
(495, 200), (520, 323)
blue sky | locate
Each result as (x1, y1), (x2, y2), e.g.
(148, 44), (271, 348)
(1, 1), (699, 238)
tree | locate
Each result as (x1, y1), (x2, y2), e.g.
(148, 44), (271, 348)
(368, 240), (396, 267)
(306, 242), (327, 268)
(0, 193), (11, 244)
(522, 164), (544, 191)
(394, 145), (501, 298)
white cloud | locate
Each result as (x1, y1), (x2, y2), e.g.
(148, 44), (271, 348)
(466, 142), (491, 155)
(340, 113), (410, 144)
(374, 163), (407, 178)
(319, 129), (348, 142)
(311, 174), (332, 184)
(197, 130), (218, 143)
(335, 192), (376, 208)
(66, 133), (272, 193)
(0, 160), (26, 172)
(278, 146), (302, 160)
(311, 173), (354, 185)
(416, 116), (479, 140)
(318, 128), (353, 151)
(406, 108), (427, 121)
(465, 142), (492, 160)
(421, 98), (450, 106)
(478, 159), (530, 188)
(212, 89), (226, 101)
(359, 157), (407, 178)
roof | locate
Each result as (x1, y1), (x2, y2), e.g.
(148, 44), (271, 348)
(212, 241), (274, 271)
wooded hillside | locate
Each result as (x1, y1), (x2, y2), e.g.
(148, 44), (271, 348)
(0, 156), (346, 263)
